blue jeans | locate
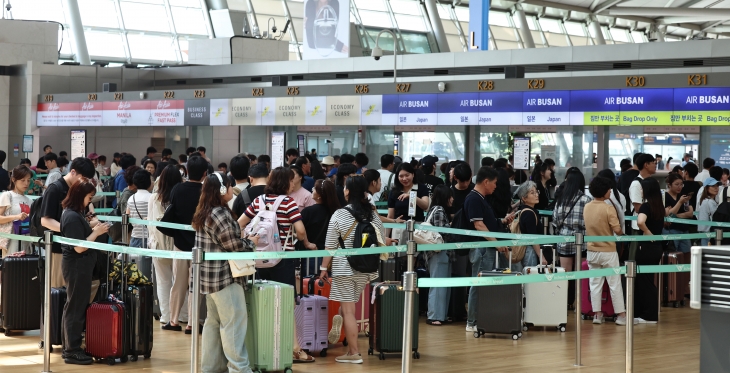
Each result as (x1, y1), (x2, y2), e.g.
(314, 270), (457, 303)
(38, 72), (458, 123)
(467, 247), (502, 327)
(427, 251), (452, 322)
(662, 228), (691, 253)
(701, 238), (710, 246)
(202, 283), (254, 373)
(130, 237), (145, 248)
(510, 246), (539, 273)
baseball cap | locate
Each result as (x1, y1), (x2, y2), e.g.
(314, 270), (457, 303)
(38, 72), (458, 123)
(321, 156), (335, 166)
(87, 152), (99, 160)
(420, 155), (439, 168)
(705, 177), (722, 187)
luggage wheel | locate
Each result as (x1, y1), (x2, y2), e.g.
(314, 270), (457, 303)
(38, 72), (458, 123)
(130, 355), (138, 362)
(285, 368), (293, 373)
(120, 356), (128, 363)
(558, 324), (566, 332)
(673, 301), (680, 308)
(473, 331), (480, 339)
(106, 358), (115, 366)
(144, 353), (151, 359)
(319, 349), (327, 357)
(522, 325), (529, 332)
(379, 352), (386, 360)
(367, 348), (374, 355)
(413, 351), (420, 359)
(517, 332), (523, 338)
(512, 334), (519, 340)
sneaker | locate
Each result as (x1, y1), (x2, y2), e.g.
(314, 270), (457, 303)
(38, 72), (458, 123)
(636, 318), (657, 324)
(335, 352), (363, 364)
(593, 315), (604, 324)
(328, 315), (343, 344)
(465, 325), (477, 332)
(63, 352), (93, 365)
(615, 316), (627, 325)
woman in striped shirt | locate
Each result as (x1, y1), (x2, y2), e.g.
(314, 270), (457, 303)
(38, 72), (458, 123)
(319, 176), (385, 364)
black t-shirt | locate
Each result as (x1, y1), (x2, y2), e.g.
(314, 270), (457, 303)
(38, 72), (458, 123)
(518, 205), (539, 235)
(535, 181), (549, 210)
(388, 184), (429, 222)
(232, 185), (266, 218)
(166, 182), (202, 251)
(41, 178), (70, 253)
(664, 193), (689, 232)
(486, 168), (511, 219)
(451, 183), (475, 215)
(0, 168), (8, 192)
(423, 175), (444, 195)
(301, 204), (331, 251)
(60, 208), (94, 258)
(639, 203), (664, 235)
(619, 169), (640, 196)
(681, 181), (702, 211)
(36, 157), (46, 170)
(463, 189), (499, 232)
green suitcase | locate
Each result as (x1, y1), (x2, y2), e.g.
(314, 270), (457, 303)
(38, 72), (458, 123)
(367, 282), (420, 360)
(245, 280), (294, 373)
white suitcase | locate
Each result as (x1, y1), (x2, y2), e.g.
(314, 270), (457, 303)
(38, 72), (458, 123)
(523, 246), (568, 332)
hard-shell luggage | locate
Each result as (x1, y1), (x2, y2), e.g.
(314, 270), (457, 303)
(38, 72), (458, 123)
(379, 257), (402, 282)
(448, 255), (469, 322)
(245, 280), (294, 373)
(523, 246), (567, 332)
(580, 260), (617, 320)
(0, 255), (41, 334)
(45, 287), (66, 351)
(474, 250), (523, 340)
(367, 282), (420, 360)
(311, 278), (346, 345)
(659, 251), (689, 308)
(295, 262), (329, 357)
(86, 300), (129, 365)
(125, 284), (154, 361)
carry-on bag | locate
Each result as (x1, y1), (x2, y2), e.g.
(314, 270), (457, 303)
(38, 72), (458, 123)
(0, 254), (41, 334)
(245, 279), (294, 373)
(39, 286), (66, 352)
(659, 251), (688, 308)
(367, 282), (420, 360)
(311, 278), (346, 345)
(125, 282), (154, 361)
(523, 246), (568, 332)
(580, 260), (618, 320)
(295, 259), (329, 357)
(474, 249), (523, 340)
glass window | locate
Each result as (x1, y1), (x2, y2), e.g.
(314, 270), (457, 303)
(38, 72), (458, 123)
(171, 6), (208, 35)
(365, 28), (396, 51)
(389, 0), (421, 15)
(178, 37), (190, 61)
(436, 4), (450, 19)
(491, 26), (517, 41)
(496, 40), (520, 49)
(631, 31), (647, 43)
(539, 18), (563, 34)
(400, 128), (466, 164)
(525, 15), (538, 31)
(78, 0), (119, 28)
(359, 10), (394, 28)
(60, 29), (73, 56)
(355, 0), (387, 11)
(395, 14), (428, 32)
(120, 2), (170, 32)
(401, 32), (431, 53)
(10, 0), (66, 23)
(121, 0), (163, 3)
(489, 11), (512, 27)
(564, 22), (585, 36)
(610, 28), (630, 42)
(85, 31), (126, 58)
(453, 6), (469, 22)
(570, 35), (592, 46)
(168, 0), (201, 6)
(127, 34), (177, 61)
(545, 32), (569, 46)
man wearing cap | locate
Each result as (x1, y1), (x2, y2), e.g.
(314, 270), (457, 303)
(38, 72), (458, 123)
(322, 156), (336, 179)
(421, 155), (444, 195)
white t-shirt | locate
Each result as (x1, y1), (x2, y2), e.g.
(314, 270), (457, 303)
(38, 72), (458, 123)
(228, 182), (250, 210)
(607, 191), (626, 234)
(696, 170), (711, 186)
(0, 191), (31, 218)
(629, 175), (644, 230)
(373, 169), (394, 201)
(127, 189), (151, 239)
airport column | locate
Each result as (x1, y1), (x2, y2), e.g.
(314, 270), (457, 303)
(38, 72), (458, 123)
(589, 17), (606, 45)
(513, 7), (536, 49)
(423, 0), (451, 52)
(62, 0), (91, 65)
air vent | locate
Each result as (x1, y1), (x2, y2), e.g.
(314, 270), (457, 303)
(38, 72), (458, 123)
(176, 80), (186, 85)
(251, 77), (262, 82)
(291, 75), (304, 81)
(613, 62), (632, 69)
(548, 65), (565, 71)
(684, 60), (703, 67)
(383, 71), (394, 77)
(489, 67), (505, 73)
(212, 78), (223, 84)
(434, 69), (449, 75)
(335, 73), (349, 79)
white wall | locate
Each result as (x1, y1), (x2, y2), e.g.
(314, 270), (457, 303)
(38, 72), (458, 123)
(0, 20), (58, 66)
(188, 38), (289, 65)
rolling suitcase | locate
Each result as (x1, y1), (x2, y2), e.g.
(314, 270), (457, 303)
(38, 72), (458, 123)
(86, 300), (128, 365)
(523, 246), (568, 332)
(295, 260), (329, 357)
(245, 280), (294, 373)
(474, 250), (523, 340)
(448, 255), (469, 322)
(40, 287), (66, 352)
(312, 278), (346, 345)
(580, 260), (617, 320)
(660, 251), (688, 308)
(0, 255), (41, 334)
(367, 282), (420, 360)
(379, 257), (402, 282)
(125, 283), (154, 361)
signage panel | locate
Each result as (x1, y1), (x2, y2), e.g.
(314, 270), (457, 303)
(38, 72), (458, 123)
(522, 91), (570, 125)
(231, 98), (257, 126)
(437, 93), (480, 125)
(184, 99), (210, 126)
(478, 91), (523, 125)
(258, 98), (276, 126)
(305, 96), (327, 125)
(360, 95), (383, 125)
(150, 100), (184, 126)
(673, 87), (730, 126)
(388, 94), (438, 125)
(618, 89), (673, 126)
(326, 96), (360, 125)
(102, 101), (151, 126)
(209, 99), (230, 126)
(78, 102), (103, 126)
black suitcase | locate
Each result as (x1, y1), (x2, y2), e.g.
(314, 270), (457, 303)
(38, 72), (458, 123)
(448, 255), (469, 322)
(474, 251), (523, 340)
(379, 257), (402, 282)
(0, 255), (41, 334)
(126, 283), (154, 361)
(416, 267), (429, 315)
(39, 287), (66, 352)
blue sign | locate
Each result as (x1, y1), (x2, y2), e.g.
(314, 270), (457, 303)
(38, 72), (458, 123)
(570, 90), (620, 112)
(618, 88), (673, 112)
(523, 91), (570, 112)
(479, 91), (523, 112)
(468, 0), (489, 51)
(437, 93), (482, 113)
(674, 87), (730, 111)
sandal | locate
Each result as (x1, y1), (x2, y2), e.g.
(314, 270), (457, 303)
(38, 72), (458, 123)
(426, 320), (443, 326)
(293, 350), (315, 363)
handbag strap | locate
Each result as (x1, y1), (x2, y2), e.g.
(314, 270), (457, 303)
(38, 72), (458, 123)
(132, 195), (148, 244)
(337, 220), (358, 249)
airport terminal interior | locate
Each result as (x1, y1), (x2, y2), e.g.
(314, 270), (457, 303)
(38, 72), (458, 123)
(1, 0), (730, 372)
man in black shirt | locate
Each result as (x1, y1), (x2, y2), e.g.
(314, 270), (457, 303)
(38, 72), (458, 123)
(232, 163), (269, 217)
(421, 155), (444, 196)
(158, 156), (207, 333)
(155, 148), (173, 178)
(40, 157), (96, 289)
(141, 146), (157, 166)
(486, 158), (512, 219)
(450, 163), (474, 215)
(36, 145), (53, 173)
(681, 162), (702, 212)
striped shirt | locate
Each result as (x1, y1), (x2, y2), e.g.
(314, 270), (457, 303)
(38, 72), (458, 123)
(244, 194), (302, 249)
(324, 205), (385, 277)
(128, 189), (151, 239)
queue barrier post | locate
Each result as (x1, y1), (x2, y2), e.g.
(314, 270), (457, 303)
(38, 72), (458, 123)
(542, 216), (549, 235)
(625, 261), (637, 373)
(41, 231), (53, 373)
(401, 219), (416, 373)
(715, 228), (724, 245)
(121, 213), (129, 245)
(190, 247), (203, 373)
(574, 232), (583, 367)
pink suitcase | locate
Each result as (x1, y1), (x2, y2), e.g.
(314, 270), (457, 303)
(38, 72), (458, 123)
(580, 260), (617, 320)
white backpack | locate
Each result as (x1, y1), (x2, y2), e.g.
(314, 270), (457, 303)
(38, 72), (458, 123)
(244, 195), (292, 268)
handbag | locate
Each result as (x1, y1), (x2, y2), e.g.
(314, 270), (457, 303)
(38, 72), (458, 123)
(413, 207), (445, 245)
(202, 212), (256, 278)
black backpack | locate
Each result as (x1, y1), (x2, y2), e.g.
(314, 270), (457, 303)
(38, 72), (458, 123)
(448, 207), (480, 256)
(29, 195), (45, 238)
(103, 173), (121, 206)
(712, 187), (730, 245)
(338, 207), (380, 273)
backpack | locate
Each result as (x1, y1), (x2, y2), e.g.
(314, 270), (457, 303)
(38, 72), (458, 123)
(233, 186), (242, 197)
(447, 207), (479, 256)
(508, 209), (534, 263)
(103, 172), (122, 206)
(244, 195), (292, 269)
(378, 172), (395, 202)
(712, 187), (730, 245)
(338, 207), (381, 273)
(29, 195), (45, 238)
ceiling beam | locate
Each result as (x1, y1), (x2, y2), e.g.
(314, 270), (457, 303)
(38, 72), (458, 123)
(594, 0), (630, 14)
(701, 20), (728, 31)
(661, 16), (726, 22)
(607, 7), (730, 17)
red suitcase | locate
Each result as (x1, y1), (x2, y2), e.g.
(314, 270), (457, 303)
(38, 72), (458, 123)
(580, 260), (617, 320)
(85, 300), (128, 365)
